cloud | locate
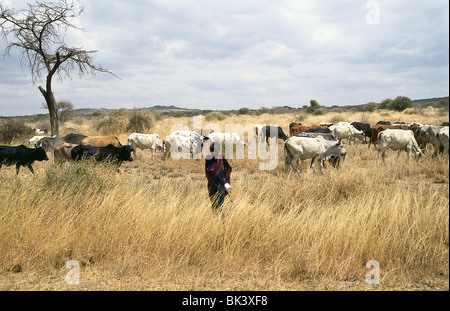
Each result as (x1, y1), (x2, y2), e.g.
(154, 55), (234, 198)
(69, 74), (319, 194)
(0, 0), (448, 116)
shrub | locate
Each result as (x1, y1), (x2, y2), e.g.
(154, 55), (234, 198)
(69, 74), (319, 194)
(313, 108), (327, 116)
(127, 110), (155, 133)
(204, 112), (227, 121)
(94, 116), (127, 135)
(389, 96), (413, 112)
(237, 107), (251, 115)
(379, 99), (392, 110)
(0, 119), (34, 144)
(361, 102), (378, 112)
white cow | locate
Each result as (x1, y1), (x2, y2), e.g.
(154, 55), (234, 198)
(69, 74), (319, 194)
(336, 122), (352, 127)
(162, 132), (203, 160)
(328, 125), (365, 144)
(172, 130), (203, 155)
(203, 132), (246, 157)
(377, 129), (424, 164)
(284, 136), (346, 174)
(204, 132), (245, 147)
(434, 127), (449, 158)
(28, 136), (47, 148)
(33, 128), (47, 135)
(127, 133), (164, 159)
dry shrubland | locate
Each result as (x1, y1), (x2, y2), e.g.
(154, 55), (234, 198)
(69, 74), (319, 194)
(0, 109), (448, 290)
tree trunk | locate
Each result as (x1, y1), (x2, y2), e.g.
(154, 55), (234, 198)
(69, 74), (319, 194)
(39, 84), (59, 137)
(38, 52), (62, 137)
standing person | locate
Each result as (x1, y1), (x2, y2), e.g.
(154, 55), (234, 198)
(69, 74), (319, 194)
(205, 146), (232, 211)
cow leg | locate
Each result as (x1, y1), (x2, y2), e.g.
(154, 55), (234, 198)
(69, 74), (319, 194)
(310, 156), (319, 173)
(377, 149), (386, 165)
(406, 147), (412, 163)
(285, 153), (298, 173)
(15, 164), (20, 174)
(284, 154), (291, 173)
(317, 158), (325, 174)
(288, 154), (301, 174)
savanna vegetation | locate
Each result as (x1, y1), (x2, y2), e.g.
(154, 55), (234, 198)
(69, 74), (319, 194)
(0, 105), (448, 291)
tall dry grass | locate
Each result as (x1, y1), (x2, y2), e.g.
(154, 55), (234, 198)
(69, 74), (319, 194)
(0, 109), (448, 290)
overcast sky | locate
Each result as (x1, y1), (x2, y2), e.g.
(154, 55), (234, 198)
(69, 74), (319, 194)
(0, 0), (448, 116)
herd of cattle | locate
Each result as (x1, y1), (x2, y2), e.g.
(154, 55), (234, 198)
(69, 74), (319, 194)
(0, 119), (449, 175)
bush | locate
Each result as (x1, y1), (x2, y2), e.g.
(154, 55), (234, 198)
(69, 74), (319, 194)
(204, 112), (227, 121)
(237, 107), (251, 115)
(313, 108), (327, 116)
(379, 99), (392, 110)
(389, 96), (413, 112)
(94, 116), (128, 135)
(0, 119), (34, 144)
(127, 110), (155, 133)
(361, 102), (378, 112)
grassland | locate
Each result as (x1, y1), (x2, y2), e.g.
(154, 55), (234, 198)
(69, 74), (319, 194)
(0, 109), (448, 291)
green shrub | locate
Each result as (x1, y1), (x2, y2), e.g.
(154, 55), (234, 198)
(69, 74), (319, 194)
(204, 112), (227, 121)
(389, 96), (413, 112)
(0, 119), (34, 144)
(127, 110), (155, 133)
(237, 107), (251, 115)
(313, 107), (327, 116)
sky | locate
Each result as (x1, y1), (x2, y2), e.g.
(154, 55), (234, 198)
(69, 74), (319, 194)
(0, 0), (448, 116)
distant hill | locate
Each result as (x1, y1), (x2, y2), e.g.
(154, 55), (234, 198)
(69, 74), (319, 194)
(411, 96), (449, 108)
(73, 105), (201, 116)
(1, 96), (448, 119)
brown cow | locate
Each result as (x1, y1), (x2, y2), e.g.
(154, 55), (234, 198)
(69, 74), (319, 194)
(81, 136), (123, 148)
(290, 125), (328, 137)
(368, 125), (402, 149)
(54, 142), (78, 164)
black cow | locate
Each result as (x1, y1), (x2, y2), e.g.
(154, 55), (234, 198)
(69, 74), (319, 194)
(261, 126), (288, 144)
(441, 122), (449, 126)
(376, 121), (391, 125)
(297, 132), (336, 140)
(305, 127), (331, 134)
(71, 144), (133, 166)
(351, 122), (372, 143)
(37, 136), (65, 152)
(64, 133), (87, 145)
(0, 145), (49, 174)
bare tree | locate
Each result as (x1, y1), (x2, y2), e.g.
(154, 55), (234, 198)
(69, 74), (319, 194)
(0, 0), (116, 136)
(42, 100), (75, 123)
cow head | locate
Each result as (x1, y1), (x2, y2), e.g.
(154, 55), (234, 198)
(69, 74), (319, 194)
(332, 140), (347, 157)
(115, 145), (134, 162)
(415, 149), (425, 161)
(356, 130), (365, 141)
(36, 147), (49, 161)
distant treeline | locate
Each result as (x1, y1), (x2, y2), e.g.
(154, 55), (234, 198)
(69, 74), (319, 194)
(1, 96), (448, 122)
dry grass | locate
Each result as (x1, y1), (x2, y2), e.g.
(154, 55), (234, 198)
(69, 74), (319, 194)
(0, 109), (448, 291)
